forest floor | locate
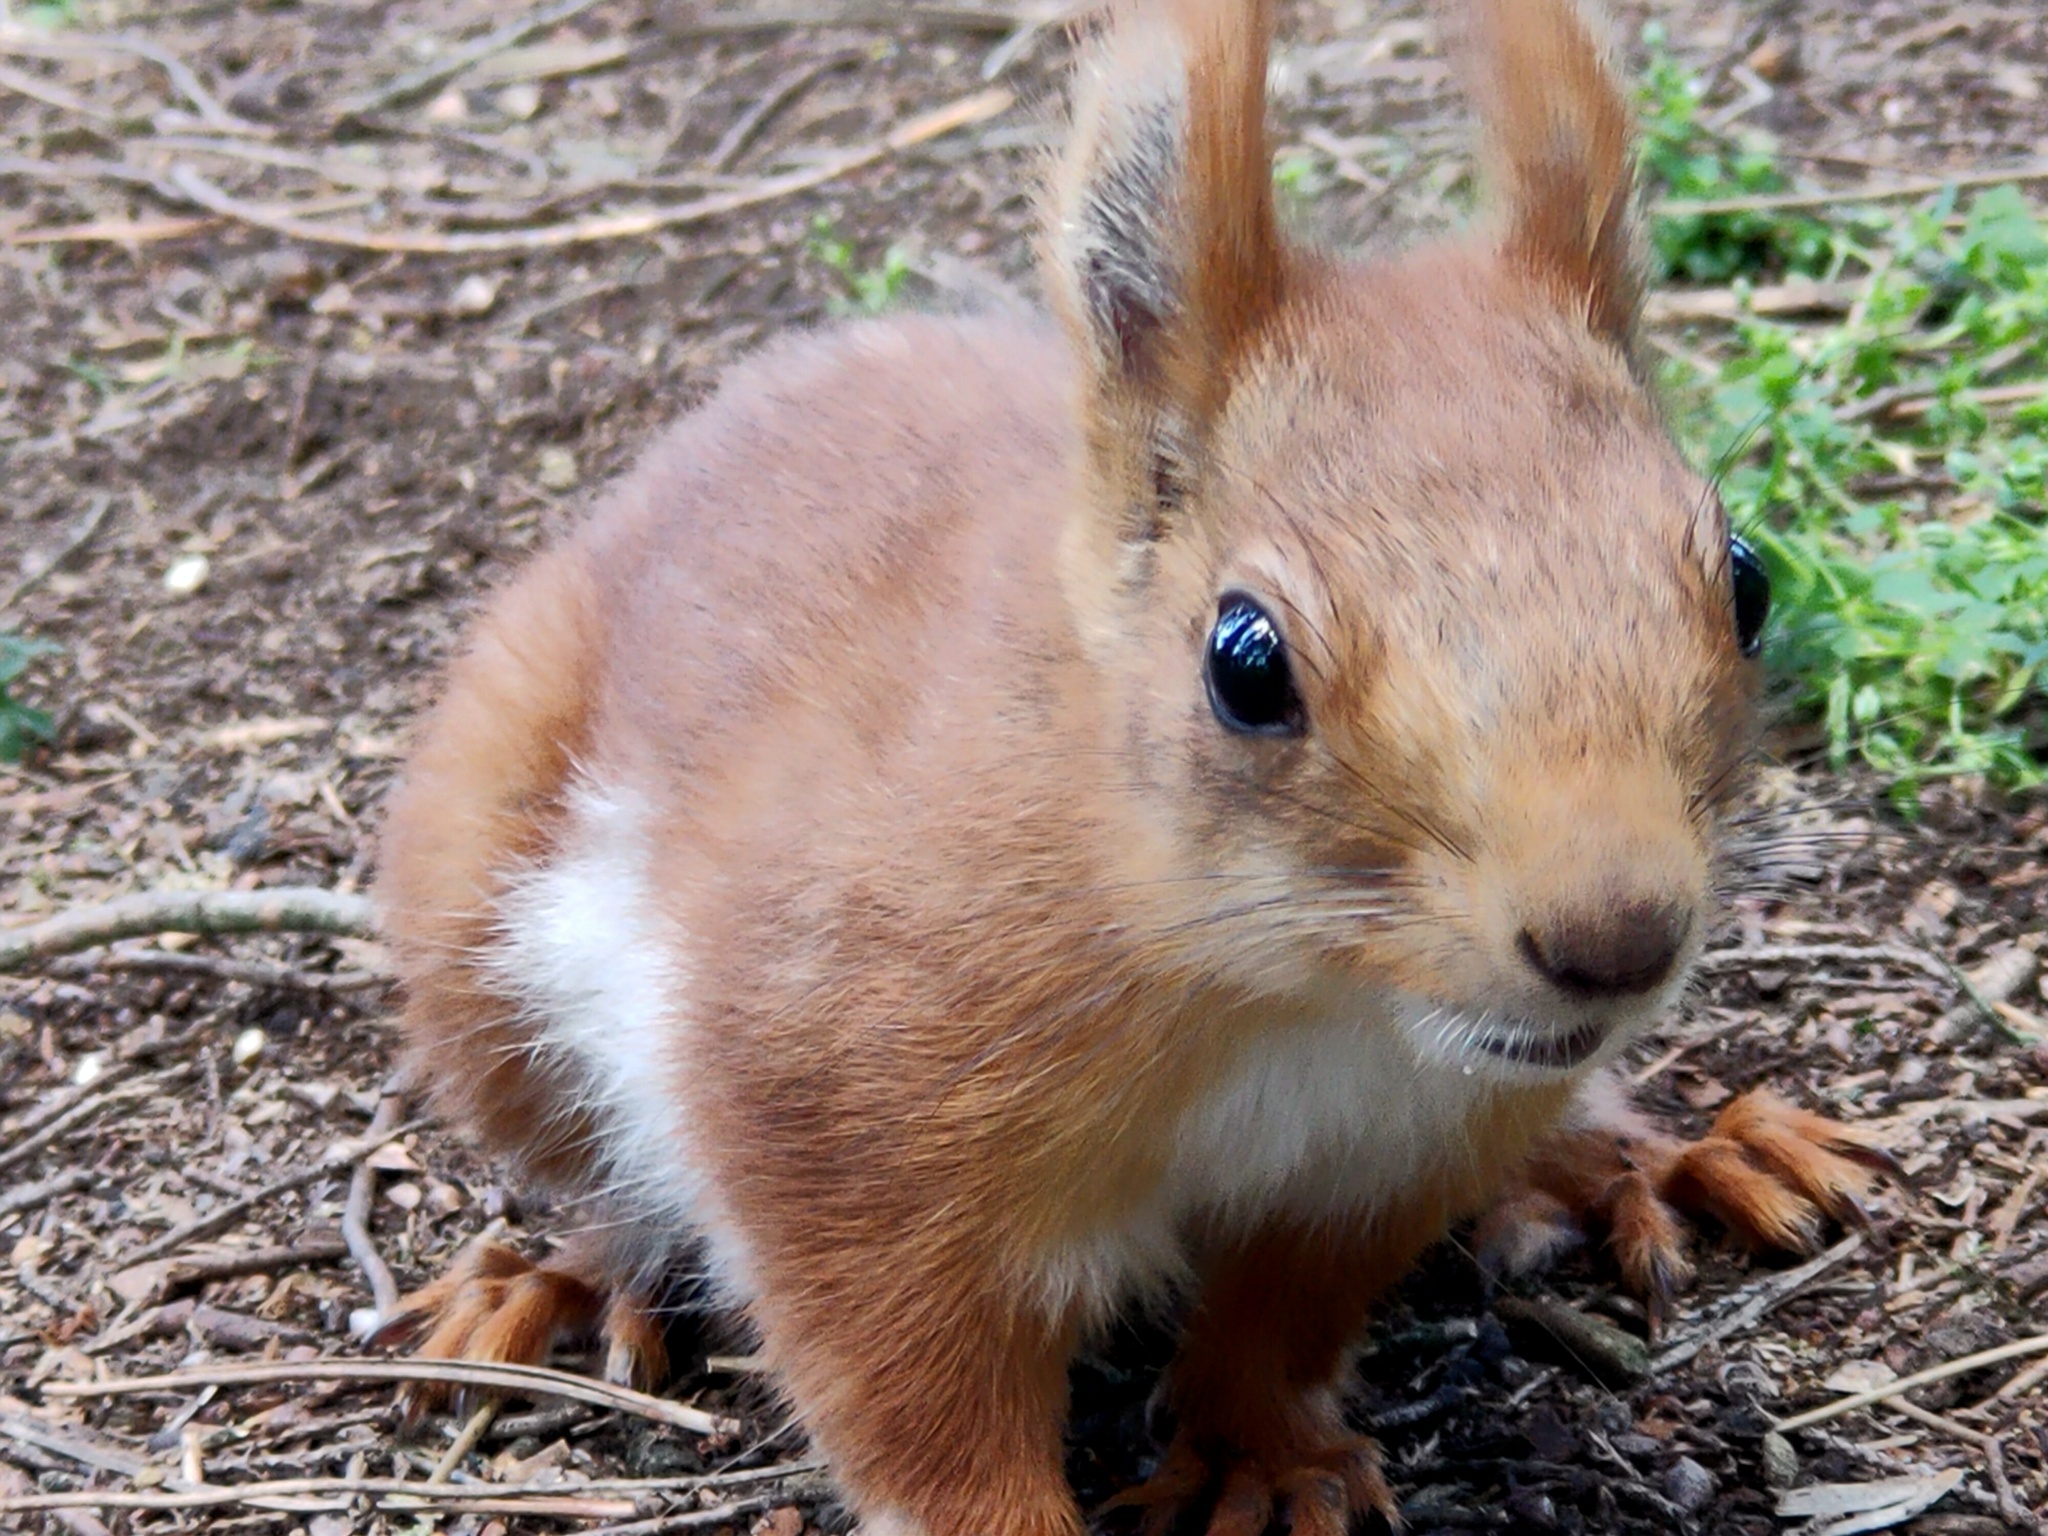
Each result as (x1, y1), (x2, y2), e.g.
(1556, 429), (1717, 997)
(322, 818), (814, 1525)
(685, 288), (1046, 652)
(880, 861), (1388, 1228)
(1, 1), (2046, 1533)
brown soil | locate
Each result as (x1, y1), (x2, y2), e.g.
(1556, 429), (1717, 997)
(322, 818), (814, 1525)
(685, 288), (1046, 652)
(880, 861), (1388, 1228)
(2, 2), (2045, 1534)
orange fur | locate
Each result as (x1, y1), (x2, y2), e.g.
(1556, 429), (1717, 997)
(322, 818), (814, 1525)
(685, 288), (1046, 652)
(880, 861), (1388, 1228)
(375, 1236), (666, 1417)
(372, 2), (1842, 1531)
(1484, 1083), (1894, 1327)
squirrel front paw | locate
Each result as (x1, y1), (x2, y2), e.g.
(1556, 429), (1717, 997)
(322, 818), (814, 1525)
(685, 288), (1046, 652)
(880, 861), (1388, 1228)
(1477, 1084), (1898, 1326)
(370, 1237), (668, 1421)
(1106, 1419), (1397, 1536)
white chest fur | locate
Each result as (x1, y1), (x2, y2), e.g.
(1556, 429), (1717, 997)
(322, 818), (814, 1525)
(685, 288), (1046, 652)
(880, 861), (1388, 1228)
(1032, 1004), (1498, 1323)
(483, 783), (755, 1295)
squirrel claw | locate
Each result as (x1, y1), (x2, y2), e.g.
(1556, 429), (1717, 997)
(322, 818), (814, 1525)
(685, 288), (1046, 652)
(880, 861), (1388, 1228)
(371, 1238), (666, 1425)
(1106, 1435), (1397, 1536)
(1481, 1084), (1894, 1310)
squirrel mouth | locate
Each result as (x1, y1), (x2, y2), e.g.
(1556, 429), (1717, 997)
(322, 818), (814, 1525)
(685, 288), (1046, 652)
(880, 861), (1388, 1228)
(1475, 1018), (1610, 1072)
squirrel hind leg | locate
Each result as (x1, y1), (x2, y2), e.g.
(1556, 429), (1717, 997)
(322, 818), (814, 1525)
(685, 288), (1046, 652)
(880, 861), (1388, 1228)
(373, 1234), (670, 1423)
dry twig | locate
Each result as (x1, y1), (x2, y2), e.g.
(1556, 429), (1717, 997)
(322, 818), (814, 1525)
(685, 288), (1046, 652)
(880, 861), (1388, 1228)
(1652, 1234), (1865, 1374)
(123, 1118), (427, 1266)
(1776, 1334), (2048, 1432)
(0, 887), (376, 970)
(42, 1358), (741, 1437)
(52, 947), (387, 993)
(338, 0), (609, 115)
(1653, 161), (2048, 217)
(0, 30), (262, 134)
(346, 1090), (407, 1321)
(0, 1167), (93, 1223)
(0, 1481), (642, 1519)
(162, 85), (1012, 255)
(0, 1065), (182, 1179)
(1698, 940), (1956, 985)
(160, 1238), (351, 1293)
(1885, 1398), (2034, 1532)
(429, 1400), (499, 1482)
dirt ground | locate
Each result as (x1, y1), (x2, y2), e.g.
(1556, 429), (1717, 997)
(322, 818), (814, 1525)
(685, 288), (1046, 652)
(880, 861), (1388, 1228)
(2, 1), (2047, 1533)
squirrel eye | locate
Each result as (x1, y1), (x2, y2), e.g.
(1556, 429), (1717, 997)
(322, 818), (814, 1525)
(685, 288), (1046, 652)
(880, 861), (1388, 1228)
(1729, 535), (1770, 658)
(1206, 594), (1304, 736)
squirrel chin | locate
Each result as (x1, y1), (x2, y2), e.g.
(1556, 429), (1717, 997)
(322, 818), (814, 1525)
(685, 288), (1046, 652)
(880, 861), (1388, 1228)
(1388, 990), (1664, 1083)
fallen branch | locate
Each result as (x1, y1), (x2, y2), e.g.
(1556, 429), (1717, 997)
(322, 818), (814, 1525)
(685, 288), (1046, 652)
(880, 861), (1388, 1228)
(1, 492), (113, 613)
(1698, 940), (1956, 985)
(337, 0), (609, 115)
(345, 1091), (406, 1321)
(0, 1461), (826, 1521)
(0, 1480), (642, 1519)
(1653, 161), (2048, 218)
(1652, 1234), (1864, 1375)
(52, 946), (388, 994)
(0, 1168), (93, 1224)
(0, 888), (376, 971)
(1775, 1333), (2048, 1432)
(162, 1238), (351, 1293)
(431, 1401), (499, 1483)
(0, 30), (263, 134)
(163, 84), (1012, 255)
(41, 1358), (741, 1438)
(2, 215), (218, 246)
(1884, 1398), (2032, 1531)
(1644, 278), (1864, 325)
(0, 1066), (185, 1179)
(577, 1495), (784, 1536)
(123, 1117), (429, 1266)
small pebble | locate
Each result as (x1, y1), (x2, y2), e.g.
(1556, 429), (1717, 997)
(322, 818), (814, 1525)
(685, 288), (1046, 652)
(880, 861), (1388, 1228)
(231, 1026), (266, 1067)
(1663, 1455), (1717, 1514)
(450, 273), (501, 316)
(537, 447), (579, 491)
(1760, 1431), (1799, 1490)
(163, 554), (210, 597)
(496, 81), (542, 120)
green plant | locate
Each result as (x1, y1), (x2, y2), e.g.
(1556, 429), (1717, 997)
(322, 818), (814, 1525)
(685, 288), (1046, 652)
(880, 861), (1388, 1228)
(1272, 147), (1329, 206)
(808, 217), (912, 316)
(1637, 23), (1833, 283)
(1633, 35), (2048, 798)
(1668, 184), (2048, 799)
(19, 0), (81, 28)
(0, 633), (58, 763)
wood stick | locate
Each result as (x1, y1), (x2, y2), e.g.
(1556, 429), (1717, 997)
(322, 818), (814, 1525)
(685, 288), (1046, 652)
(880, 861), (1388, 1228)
(0, 30), (262, 134)
(41, 1358), (741, 1437)
(1652, 1235), (1864, 1374)
(162, 85), (1013, 256)
(1775, 1333), (2048, 1432)
(345, 1091), (406, 1321)
(0, 888), (375, 970)
(1884, 1399), (2032, 1531)
(0, 1168), (93, 1222)
(337, 0), (609, 115)
(1653, 162), (2048, 217)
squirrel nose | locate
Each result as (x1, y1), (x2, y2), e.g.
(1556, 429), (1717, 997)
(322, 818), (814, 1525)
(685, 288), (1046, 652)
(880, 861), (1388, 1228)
(1517, 899), (1691, 1000)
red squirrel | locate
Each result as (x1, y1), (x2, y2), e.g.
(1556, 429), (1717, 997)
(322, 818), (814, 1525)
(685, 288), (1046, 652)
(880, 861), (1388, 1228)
(375, 2), (1889, 1531)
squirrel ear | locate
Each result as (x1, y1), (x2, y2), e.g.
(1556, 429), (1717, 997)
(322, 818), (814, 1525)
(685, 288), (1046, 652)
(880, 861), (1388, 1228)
(1463, 0), (1643, 357)
(1045, 0), (1285, 539)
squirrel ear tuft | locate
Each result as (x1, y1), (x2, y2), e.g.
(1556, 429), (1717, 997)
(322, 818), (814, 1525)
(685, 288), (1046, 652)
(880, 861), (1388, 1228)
(1462, 0), (1643, 357)
(1045, 0), (1286, 538)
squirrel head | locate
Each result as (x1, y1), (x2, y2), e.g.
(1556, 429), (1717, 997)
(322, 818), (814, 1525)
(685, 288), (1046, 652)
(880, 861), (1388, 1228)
(1044, 0), (1762, 1077)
